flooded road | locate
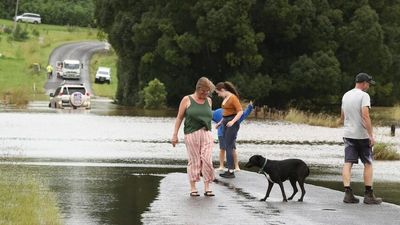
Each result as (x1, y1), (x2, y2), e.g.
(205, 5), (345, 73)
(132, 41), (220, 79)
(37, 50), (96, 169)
(1, 100), (399, 224)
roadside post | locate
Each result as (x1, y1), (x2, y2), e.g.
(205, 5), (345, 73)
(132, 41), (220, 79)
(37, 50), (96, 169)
(390, 124), (395, 136)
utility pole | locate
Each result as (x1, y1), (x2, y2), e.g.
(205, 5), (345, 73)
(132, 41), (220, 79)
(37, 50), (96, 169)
(13, 0), (20, 33)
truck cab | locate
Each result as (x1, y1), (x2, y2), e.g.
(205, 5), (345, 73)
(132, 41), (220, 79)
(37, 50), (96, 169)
(56, 60), (82, 79)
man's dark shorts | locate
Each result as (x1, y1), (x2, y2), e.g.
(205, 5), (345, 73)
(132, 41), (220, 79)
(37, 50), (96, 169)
(343, 138), (373, 164)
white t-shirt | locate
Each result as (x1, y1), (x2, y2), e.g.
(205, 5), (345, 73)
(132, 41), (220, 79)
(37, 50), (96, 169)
(341, 88), (371, 139)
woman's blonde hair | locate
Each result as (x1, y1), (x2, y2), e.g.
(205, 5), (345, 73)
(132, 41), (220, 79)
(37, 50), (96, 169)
(196, 77), (215, 93)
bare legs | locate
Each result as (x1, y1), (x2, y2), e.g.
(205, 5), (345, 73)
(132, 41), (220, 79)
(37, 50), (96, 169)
(342, 162), (352, 187)
(218, 148), (240, 170)
(342, 162), (373, 187)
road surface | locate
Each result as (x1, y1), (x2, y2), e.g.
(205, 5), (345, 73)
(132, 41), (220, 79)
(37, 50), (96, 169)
(142, 171), (400, 225)
(44, 41), (108, 95)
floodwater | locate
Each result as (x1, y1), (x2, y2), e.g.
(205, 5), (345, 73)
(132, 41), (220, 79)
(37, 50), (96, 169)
(1, 100), (399, 224)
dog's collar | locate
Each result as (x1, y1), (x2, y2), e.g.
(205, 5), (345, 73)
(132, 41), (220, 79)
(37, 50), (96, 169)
(258, 158), (267, 174)
(258, 158), (274, 183)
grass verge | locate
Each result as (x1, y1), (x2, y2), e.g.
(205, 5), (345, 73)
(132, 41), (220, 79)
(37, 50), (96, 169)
(284, 108), (340, 128)
(371, 105), (400, 126)
(0, 166), (61, 225)
(89, 50), (118, 98)
(374, 143), (400, 160)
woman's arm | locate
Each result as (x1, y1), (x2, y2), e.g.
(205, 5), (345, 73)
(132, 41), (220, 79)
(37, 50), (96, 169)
(227, 110), (243, 127)
(239, 102), (253, 123)
(172, 96), (189, 147)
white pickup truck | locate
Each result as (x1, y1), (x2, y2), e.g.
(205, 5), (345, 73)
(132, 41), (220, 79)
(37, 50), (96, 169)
(95, 67), (111, 84)
(56, 59), (82, 79)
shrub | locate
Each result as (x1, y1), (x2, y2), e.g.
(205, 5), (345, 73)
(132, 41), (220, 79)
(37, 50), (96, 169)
(31, 28), (40, 37)
(374, 143), (400, 160)
(7, 88), (30, 108)
(3, 25), (12, 34)
(284, 108), (340, 127)
(12, 24), (29, 41)
(66, 25), (77, 32)
(141, 78), (167, 109)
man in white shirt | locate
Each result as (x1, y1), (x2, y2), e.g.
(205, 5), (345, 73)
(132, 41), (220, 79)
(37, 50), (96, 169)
(340, 72), (382, 204)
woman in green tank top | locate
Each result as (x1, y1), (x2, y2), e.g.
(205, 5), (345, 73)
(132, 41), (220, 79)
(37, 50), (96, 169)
(172, 77), (216, 197)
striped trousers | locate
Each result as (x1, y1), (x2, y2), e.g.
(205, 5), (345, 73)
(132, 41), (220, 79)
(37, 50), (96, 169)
(184, 129), (215, 183)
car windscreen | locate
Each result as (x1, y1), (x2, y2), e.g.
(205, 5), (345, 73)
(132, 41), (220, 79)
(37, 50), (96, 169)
(64, 63), (80, 69)
(67, 87), (86, 94)
(98, 71), (109, 75)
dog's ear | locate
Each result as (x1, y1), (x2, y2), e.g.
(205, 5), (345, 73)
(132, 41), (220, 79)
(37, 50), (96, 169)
(255, 155), (263, 164)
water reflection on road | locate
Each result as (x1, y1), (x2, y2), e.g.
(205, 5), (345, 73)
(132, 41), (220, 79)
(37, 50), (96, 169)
(1, 100), (399, 224)
(2, 163), (179, 225)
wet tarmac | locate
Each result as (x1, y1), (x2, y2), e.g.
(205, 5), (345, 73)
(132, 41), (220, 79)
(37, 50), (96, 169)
(142, 171), (400, 225)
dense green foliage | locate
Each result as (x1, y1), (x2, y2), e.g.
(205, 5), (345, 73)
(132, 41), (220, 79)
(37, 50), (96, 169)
(94, 0), (400, 109)
(0, 0), (94, 26)
(11, 24), (29, 41)
(140, 78), (168, 109)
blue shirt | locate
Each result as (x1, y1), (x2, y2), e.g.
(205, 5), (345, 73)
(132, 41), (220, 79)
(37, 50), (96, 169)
(212, 104), (253, 137)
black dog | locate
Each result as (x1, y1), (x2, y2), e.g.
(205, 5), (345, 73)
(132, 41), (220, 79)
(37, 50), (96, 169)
(245, 155), (310, 202)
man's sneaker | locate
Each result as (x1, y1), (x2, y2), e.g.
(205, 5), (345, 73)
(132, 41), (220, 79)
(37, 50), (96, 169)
(343, 188), (360, 203)
(219, 171), (235, 178)
(363, 190), (382, 204)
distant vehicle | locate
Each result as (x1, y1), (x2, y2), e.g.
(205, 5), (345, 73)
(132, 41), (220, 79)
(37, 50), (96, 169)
(56, 60), (82, 79)
(49, 82), (91, 109)
(95, 67), (111, 84)
(14, 13), (41, 24)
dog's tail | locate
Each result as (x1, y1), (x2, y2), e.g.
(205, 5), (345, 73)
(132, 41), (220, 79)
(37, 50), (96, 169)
(306, 166), (310, 177)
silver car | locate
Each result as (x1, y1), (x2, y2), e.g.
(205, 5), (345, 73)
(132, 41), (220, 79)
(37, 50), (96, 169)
(14, 13), (41, 24)
(49, 83), (91, 109)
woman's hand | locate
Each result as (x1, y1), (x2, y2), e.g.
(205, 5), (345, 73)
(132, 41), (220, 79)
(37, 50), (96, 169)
(171, 135), (178, 147)
(227, 120), (235, 127)
(215, 121), (222, 129)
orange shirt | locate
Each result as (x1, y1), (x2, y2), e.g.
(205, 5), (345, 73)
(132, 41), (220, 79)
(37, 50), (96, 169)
(222, 95), (242, 116)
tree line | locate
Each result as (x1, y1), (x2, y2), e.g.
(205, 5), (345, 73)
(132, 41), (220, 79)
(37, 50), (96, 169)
(0, 0), (94, 27)
(4, 0), (400, 110)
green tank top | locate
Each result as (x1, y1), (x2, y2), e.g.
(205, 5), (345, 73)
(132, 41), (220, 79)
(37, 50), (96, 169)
(184, 95), (212, 134)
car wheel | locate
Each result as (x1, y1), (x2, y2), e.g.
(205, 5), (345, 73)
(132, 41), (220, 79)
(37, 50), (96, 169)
(33, 21), (38, 24)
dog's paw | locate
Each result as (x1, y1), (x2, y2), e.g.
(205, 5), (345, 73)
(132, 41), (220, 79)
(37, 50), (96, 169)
(288, 197), (293, 200)
(260, 198), (267, 201)
(282, 199), (288, 202)
(298, 199), (303, 202)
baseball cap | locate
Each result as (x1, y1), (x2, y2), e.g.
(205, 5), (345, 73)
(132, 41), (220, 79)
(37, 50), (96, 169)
(355, 73), (376, 84)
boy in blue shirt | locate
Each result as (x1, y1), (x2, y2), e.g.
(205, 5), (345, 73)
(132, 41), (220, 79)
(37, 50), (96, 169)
(212, 101), (253, 171)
